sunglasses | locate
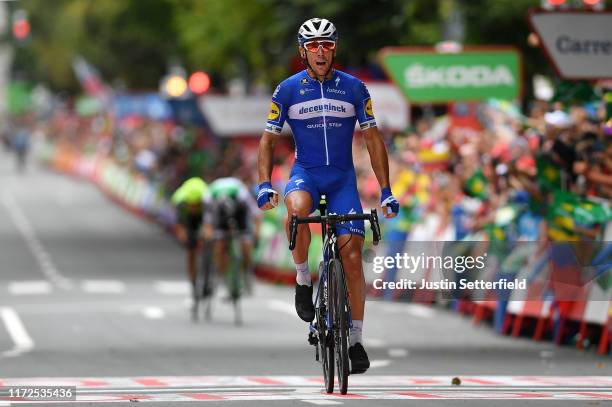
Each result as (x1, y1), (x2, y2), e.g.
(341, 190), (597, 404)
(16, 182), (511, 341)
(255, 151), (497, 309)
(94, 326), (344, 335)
(303, 40), (336, 53)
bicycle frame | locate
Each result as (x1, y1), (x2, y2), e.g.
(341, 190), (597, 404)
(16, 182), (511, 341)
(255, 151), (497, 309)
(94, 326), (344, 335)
(290, 196), (380, 355)
(288, 196), (381, 394)
(309, 218), (353, 343)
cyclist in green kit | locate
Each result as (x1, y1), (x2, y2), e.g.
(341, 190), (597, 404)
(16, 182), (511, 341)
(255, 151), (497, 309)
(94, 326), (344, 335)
(171, 177), (209, 299)
(205, 177), (260, 292)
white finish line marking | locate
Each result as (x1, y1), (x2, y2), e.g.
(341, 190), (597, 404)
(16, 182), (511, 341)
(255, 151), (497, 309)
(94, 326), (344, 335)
(0, 307), (34, 358)
(0, 376), (610, 402)
(1, 191), (72, 290)
(8, 375), (612, 388)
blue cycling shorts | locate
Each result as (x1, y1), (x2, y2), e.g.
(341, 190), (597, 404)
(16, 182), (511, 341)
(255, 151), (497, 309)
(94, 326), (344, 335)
(284, 164), (365, 237)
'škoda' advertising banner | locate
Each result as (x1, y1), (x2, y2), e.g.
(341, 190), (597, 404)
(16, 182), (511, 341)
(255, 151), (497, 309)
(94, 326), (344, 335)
(379, 47), (522, 103)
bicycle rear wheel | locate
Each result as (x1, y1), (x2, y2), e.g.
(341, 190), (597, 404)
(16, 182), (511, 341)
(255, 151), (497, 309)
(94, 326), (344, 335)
(331, 259), (349, 394)
(227, 237), (243, 326)
(196, 241), (215, 321)
(320, 261), (335, 394)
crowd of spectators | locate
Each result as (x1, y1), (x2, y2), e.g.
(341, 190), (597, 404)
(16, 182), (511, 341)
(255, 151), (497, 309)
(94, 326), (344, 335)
(41, 88), (611, 245)
(34, 87), (610, 345)
(361, 98), (610, 243)
(265, 94), (610, 245)
(45, 102), (225, 197)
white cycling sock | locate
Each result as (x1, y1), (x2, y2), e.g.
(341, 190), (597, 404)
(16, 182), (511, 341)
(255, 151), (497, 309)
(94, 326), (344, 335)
(350, 320), (363, 346)
(295, 261), (311, 286)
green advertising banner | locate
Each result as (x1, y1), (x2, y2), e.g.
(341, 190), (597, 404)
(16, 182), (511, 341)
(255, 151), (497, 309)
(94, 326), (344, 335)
(8, 81), (32, 115)
(380, 48), (522, 103)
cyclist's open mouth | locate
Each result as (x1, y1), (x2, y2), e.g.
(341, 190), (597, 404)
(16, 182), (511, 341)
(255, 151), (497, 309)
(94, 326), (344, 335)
(316, 61), (327, 66)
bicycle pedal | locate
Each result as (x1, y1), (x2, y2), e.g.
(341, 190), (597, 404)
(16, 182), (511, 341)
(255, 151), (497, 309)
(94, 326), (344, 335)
(308, 331), (319, 346)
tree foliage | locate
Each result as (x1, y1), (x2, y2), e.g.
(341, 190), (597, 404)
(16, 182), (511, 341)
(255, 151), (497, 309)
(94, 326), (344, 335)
(11, 0), (565, 99)
(14, 0), (178, 92)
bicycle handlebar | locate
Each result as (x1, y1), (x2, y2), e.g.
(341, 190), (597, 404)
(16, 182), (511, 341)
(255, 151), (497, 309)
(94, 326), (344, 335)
(288, 209), (381, 251)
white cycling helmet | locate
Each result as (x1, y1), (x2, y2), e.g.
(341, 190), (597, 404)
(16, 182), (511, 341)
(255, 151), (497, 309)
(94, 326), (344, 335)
(298, 18), (337, 47)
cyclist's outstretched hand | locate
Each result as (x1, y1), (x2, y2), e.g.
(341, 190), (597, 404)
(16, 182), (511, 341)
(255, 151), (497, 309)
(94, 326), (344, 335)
(257, 182), (279, 211)
(380, 187), (399, 218)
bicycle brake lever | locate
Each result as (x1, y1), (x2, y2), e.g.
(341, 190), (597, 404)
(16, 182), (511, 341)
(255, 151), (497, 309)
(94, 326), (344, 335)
(370, 209), (381, 245)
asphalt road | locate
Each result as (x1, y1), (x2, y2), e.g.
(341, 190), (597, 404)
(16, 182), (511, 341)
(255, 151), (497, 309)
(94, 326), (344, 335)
(0, 147), (611, 406)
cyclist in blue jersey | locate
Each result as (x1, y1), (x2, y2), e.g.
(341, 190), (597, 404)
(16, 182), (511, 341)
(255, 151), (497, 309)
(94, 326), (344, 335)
(257, 18), (399, 374)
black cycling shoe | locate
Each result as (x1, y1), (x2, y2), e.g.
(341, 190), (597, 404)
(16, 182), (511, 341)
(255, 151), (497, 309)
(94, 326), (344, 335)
(294, 283), (315, 322)
(349, 343), (370, 374)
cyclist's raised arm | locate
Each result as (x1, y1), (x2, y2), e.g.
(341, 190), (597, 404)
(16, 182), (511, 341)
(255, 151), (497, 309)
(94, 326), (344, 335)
(362, 126), (390, 191)
(259, 82), (288, 182)
(363, 126), (399, 218)
(351, 80), (389, 191)
(257, 131), (278, 184)
(257, 132), (280, 210)
(352, 79), (398, 218)
(257, 82), (289, 210)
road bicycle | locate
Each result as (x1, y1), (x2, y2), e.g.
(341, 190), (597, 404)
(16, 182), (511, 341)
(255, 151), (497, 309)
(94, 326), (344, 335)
(289, 196), (381, 394)
(193, 218), (244, 325)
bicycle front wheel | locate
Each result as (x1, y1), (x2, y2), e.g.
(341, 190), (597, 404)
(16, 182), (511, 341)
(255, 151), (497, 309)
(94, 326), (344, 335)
(320, 261), (335, 394)
(194, 241), (215, 322)
(331, 259), (349, 394)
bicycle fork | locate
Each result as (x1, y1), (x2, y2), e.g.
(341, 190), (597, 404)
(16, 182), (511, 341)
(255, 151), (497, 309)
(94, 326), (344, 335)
(309, 274), (323, 361)
(309, 260), (328, 362)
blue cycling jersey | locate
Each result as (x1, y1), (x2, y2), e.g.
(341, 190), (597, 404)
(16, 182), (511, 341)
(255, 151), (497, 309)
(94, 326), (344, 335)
(265, 69), (377, 171)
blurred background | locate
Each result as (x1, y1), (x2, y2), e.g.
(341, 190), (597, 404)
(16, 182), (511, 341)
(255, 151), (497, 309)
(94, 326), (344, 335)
(0, 0), (611, 403)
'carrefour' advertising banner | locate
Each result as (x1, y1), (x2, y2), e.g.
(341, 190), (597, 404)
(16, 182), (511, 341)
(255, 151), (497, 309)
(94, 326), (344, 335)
(380, 47), (522, 103)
